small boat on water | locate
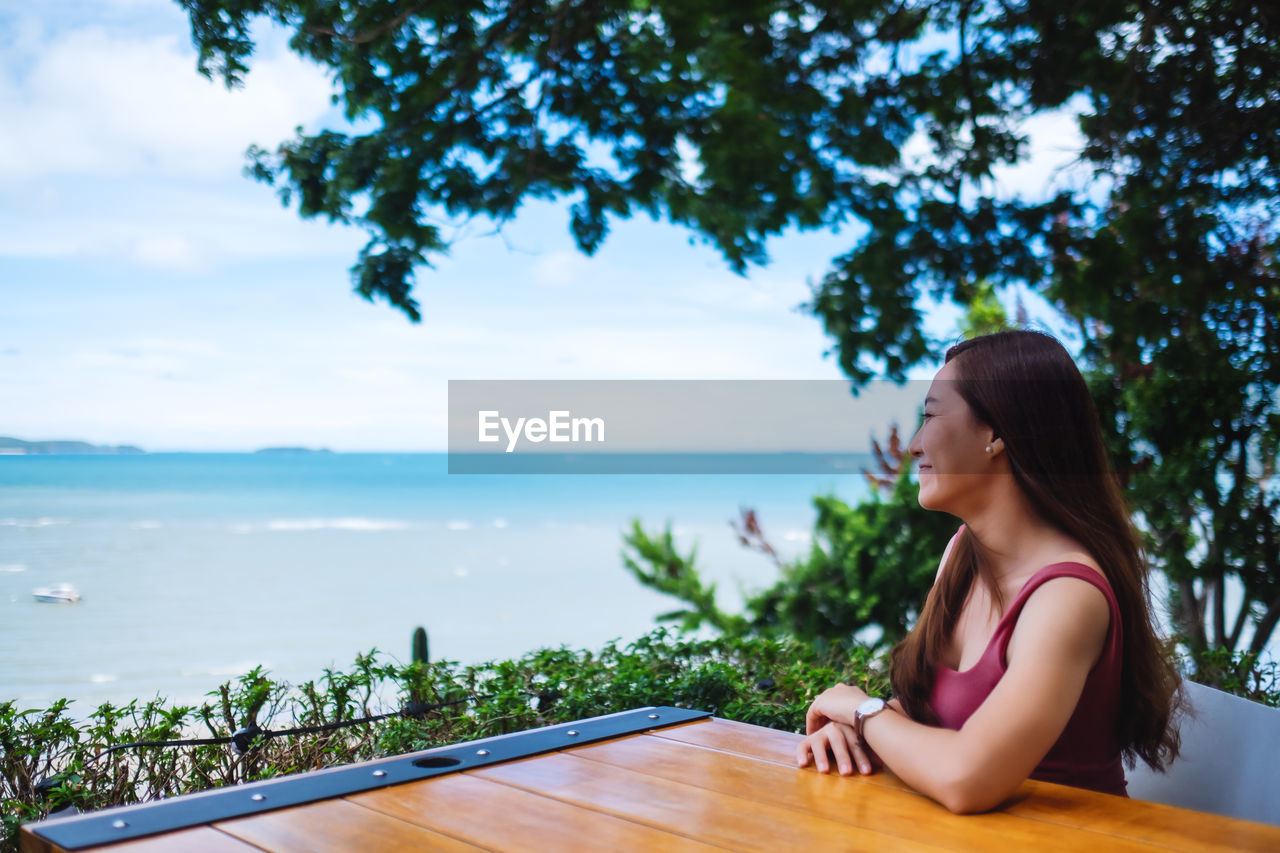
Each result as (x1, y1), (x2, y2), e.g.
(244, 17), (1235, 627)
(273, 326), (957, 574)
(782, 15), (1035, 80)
(32, 583), (80, 603)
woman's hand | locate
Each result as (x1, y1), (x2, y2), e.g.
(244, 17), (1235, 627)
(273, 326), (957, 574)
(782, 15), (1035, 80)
(796, 721), (882, 776)
(804, 682), (868, 733)
(797, 683), (884, 776)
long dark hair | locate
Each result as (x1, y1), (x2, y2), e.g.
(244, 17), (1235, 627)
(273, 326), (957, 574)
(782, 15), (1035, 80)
(888, 330), (1181, 771)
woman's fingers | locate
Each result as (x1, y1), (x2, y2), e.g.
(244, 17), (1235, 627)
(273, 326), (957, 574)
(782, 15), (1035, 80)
(834, 722), (873, 775)
(797, 723), (876, 777)
(805, 706), (827, 735)
(796, 735), (813, 768)
(805, 683), (870, 734)
(797, 727), (835, 772)
(825, 724), (854, 775)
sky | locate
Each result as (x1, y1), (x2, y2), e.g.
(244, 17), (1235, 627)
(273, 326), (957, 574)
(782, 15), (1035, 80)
(0, 0), (1090, 451)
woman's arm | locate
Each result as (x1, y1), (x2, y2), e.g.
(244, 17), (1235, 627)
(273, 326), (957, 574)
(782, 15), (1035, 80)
(798, 576), (1110, 813)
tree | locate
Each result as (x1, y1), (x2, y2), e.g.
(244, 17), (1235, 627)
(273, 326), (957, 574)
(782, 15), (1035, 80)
(806, 2), (1280, 662)
(178, 1), (1279, 661)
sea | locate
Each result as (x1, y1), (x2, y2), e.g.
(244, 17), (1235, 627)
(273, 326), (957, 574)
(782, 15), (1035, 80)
(0, 453), (872, 712)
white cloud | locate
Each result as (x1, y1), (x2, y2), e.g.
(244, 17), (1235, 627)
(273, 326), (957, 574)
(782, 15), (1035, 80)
(335, 367), (416, 387)
(132, 235), (204, 271)
(0, 6), (361, 270)
(0, 22), (336, 184)
(62, 337), (222, 379)
(679, 271), (811, 315)
(991, 101), (1095, 202)
(0, 176), (365, 265)
(532, 250), (597, 287)
(572, 328), (820, 377)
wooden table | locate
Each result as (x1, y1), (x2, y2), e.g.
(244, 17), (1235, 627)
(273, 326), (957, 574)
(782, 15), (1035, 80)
(22, 707), (1280, 852)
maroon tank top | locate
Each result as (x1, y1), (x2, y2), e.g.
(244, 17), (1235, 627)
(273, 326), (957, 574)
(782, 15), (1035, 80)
(930, 562), (1128, 796)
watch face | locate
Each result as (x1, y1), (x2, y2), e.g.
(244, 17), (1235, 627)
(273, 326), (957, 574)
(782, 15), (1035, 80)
(857, 697), (886, 717)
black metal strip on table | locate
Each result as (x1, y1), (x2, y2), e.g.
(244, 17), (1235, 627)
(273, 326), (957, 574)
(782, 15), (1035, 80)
(30, 706), (711, 850)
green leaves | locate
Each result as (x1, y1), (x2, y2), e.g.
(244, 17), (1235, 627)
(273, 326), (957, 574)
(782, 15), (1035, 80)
(176, 0), (972, 320)
(747, 471), (956, 650)
(620, 520), (750, 636)
(621, 462), (955, 652)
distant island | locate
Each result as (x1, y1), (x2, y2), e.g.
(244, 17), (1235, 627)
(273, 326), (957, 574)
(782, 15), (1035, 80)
(253, 446), (334, 455)
(0, 436), (145, 455)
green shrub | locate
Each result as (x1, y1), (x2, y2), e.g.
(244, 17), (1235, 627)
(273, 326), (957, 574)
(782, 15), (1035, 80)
(1183, 646), (1280, 707)
(623, 462), (955, 652)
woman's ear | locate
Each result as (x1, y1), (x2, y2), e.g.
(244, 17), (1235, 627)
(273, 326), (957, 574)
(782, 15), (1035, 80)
(987, 435), (1006, 459)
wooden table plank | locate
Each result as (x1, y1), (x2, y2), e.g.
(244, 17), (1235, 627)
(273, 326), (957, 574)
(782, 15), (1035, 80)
(656, 719), (1280, 853)
(215, 798), (486, 853)
(649, 718), (807, 766)
(1000, 780), (1280, 852)
(653, 717), (945, 797)
(475, 751), (949, 852)
(349, 769), (726, 852)
(571, 731), (1161, 853)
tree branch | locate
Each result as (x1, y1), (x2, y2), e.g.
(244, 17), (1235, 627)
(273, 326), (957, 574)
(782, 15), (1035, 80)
(1178, 576), (1206, 651)
(1212, 574), (1225, 647)
(1227, 592), (1250, 651)
(306, 2), (430, 45)
(1249, 594), (1280, 656)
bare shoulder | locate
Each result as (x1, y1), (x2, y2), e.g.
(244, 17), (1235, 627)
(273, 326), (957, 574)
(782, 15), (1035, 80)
(1045, 547), (1105, 578)
(1023, 574), (1110, 620)
(1007, 574), (1111, 668)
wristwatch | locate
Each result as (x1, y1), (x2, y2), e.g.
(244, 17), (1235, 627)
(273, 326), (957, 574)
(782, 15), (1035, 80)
(854, 696), (888, 741)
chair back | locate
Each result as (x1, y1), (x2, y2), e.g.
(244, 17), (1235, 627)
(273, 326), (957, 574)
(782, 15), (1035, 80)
(1126, 680), (1280, 826)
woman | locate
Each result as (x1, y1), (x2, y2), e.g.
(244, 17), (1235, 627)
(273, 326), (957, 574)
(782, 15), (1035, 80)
(796, 330), (1182, 813)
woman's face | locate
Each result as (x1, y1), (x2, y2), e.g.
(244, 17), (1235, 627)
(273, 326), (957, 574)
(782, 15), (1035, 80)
(907, 360), (998, 515)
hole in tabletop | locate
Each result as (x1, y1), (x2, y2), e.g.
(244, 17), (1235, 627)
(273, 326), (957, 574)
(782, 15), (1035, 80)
(412, 756), (462, 769)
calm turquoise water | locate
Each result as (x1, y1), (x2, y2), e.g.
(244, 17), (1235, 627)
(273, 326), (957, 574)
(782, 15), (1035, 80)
(0, 454), (870, 710)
